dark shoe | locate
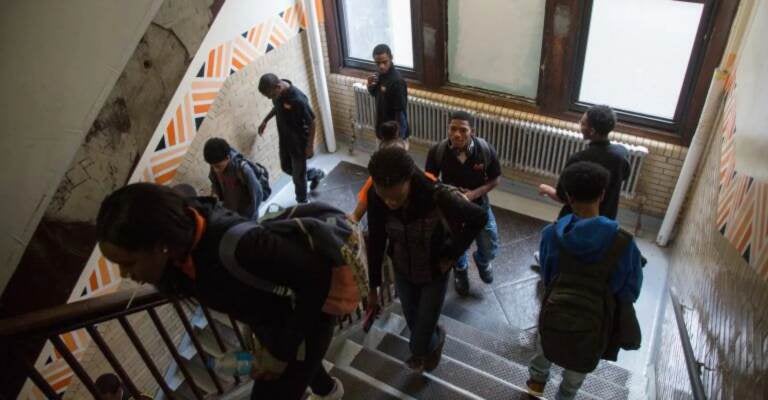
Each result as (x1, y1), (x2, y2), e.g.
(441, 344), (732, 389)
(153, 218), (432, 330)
(310, 170), (325, 191)
(297, 198), (310, 204)
(477, 264), (494, 284)
(424, 325), (446, 372)
(526, 379), (545, 397)
(405, 355), (425, 373)
(454, 268), (469, 296)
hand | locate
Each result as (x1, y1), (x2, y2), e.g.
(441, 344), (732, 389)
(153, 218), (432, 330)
(438, 258), (455, 274)
(367, 288), (379, 311)
(258, 122), (267, 136)
(538, 184), (556, 197)
(250, 347), (288, 381)
(305, 146), (315, 159)
(461, 188), (477, 201)
(367, 74), (378, 87)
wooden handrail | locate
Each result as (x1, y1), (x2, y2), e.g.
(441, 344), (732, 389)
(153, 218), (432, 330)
(0, 286), (167, 339)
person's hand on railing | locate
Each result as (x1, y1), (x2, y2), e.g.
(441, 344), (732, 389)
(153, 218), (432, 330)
(250, 346), (288, 381)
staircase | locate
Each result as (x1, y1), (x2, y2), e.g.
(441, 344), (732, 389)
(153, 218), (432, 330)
(208, 301), (640, 400)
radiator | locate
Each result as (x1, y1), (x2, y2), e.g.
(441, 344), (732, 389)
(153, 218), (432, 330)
(353, 83), (648, 199)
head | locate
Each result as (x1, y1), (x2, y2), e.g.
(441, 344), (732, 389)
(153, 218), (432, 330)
(203, 137), (231, 173)
(97, 183), (195, 285)
(172, 183), (198, 198)
(372, 44), (393, 74)
(258, 73), (283, 99)
(368, 146), (415, 210)
(95, 373), (123, 400)
(448, 110), (474, 150)
(580, 105), (616, 140)
(378, 120), (403, 148)
(559, 161), (610, 207)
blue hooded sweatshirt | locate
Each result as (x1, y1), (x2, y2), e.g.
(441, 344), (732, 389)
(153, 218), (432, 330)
(539, 214), (643, 302)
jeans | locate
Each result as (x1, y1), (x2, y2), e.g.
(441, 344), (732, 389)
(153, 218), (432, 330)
(394, 271), (449, 357)
(528, 335), (587, 400)
(456, 205), (499, 271)
(250, 312), (336, 399)
(279, 146), (323, 202)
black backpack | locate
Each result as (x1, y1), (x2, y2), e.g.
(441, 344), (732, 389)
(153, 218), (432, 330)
(538, 228), (632, 373)
(237, 157), (272, 200)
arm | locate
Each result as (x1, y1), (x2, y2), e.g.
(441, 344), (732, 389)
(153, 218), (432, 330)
(614, 241), (644, 303)
(258, 107), (277, 135)
(366, 191), (387, 290)
(540, 184), (564, 203)
(436, 190), (488, 261)
(466, 177), (500, 201)
(305, 120), (316, 158)
(424, 146), (440, 178)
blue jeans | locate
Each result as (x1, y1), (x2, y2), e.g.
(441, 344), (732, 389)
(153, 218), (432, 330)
(529, 335), (587, 400)
(456, 205), (499, 271)
(394, 272), (449, 357)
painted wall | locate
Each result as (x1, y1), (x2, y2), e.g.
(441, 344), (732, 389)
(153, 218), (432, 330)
(0, 0), (162, 294)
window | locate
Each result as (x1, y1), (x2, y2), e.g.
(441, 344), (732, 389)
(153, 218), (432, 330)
(447, 0), (546, 99)
(336, 0), (417, 73)
(324, 0), (738, 144)
(574, 0), (706, 121)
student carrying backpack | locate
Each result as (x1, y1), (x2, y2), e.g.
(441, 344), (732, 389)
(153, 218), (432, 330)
(527, 161), (643, 400)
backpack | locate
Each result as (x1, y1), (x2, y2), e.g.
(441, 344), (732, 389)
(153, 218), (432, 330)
(237, 157), (272, 200)
(218, 202), (368, 316)
(433, 136), (492, 178)
(538, 228), (632, 373)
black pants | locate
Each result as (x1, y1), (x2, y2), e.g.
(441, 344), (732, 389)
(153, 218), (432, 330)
(250, 312), (336, 399)
(279, 146), (323, 202)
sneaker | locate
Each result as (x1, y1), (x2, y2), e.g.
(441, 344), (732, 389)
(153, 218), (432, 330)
(533, 251), (540, 265)
(405, 355), (425, 373)
(297, 198), (310, 204)
(424, 325), (446, 371)
(310, 170), (326, 191)
(454, 268), (469, 296)
(307, 377), (344, 400)
(477, 264), (494, 284)
(526, 379), (546, 397)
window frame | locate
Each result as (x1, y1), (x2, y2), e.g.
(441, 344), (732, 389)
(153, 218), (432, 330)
(323, 0), (739, 145)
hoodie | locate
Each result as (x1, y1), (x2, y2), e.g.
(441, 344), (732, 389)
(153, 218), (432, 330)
(539, 214), (643, 302)
(271, 80), (315, 152)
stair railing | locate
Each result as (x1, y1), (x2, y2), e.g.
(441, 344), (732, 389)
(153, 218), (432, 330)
(669, 287), (707, 400)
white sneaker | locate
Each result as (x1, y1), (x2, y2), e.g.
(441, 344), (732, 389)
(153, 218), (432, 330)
(308, 377), (344, 400)
(533, 251), (540, 265)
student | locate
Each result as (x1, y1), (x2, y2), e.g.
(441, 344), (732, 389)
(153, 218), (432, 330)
(257, 73), (325, 204)
(366, 147), (487, 372)
(527, 161), (643, 400)
(425, 111), (501, 296)
(94, 373), (152, 400)
(349, 121), (409, 223)
(204, 137), (267, 219)
(367, 44), (409, 148)
(97, 183), (344, 400)
(535, 105), (630, 264)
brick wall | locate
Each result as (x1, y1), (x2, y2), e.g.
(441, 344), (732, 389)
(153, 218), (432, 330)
(175, 32), (325, 193)
(320, 26), (686, 219)
(654, 122), (768, 399)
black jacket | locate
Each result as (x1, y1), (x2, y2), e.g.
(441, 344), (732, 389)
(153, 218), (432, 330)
(157, 198), (331, 362)
(367, 172), (487, 287)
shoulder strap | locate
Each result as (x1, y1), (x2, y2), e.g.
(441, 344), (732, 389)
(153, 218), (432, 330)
(474, 137), (491, 168)
(218, 221), (295, 298)
(434, 139), (450, 172)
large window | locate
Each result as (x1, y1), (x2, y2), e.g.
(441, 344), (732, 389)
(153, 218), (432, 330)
(324, 0), (738, 144)
(335, 0), (417, 73)
(575, 0), (705, 121)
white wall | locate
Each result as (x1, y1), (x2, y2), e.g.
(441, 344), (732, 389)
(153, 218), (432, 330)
(0, 0), (162, 294)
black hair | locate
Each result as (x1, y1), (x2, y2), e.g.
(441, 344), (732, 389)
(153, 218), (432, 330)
(586, 105), (616, 136)
(95, 373), (121, 395)
(378, 121), (400, 142)
(97, 183), (195, 252)
(372, 44), (392, 58)
(172, 183), (198, 198)
(559, 161), (610, 203)
(450, 110), (474, 127)
(203, 137), (230, 164)
(368, 146), (415, 187)
(258, 73), (281, 95)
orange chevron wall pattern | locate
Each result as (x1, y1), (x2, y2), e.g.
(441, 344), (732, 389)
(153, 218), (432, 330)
(717, 81), (768, 281)
(20, 2), (321, 398)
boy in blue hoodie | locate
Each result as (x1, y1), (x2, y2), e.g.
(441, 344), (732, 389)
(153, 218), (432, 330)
(527, 161), (643, 400)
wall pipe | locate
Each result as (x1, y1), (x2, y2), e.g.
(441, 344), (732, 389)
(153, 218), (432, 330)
(305, 0), (337, 152)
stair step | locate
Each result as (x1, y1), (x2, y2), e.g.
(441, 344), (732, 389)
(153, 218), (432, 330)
(327, 366), (407, 400)
(384, 311), (628, 400)
(391, 303), (634, 390)
(373, 332), (536, 400)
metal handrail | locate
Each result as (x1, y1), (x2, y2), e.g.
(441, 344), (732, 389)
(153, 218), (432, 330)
(669, 287), (707, 400)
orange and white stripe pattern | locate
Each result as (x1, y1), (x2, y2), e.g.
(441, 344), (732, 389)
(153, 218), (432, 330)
(20, 1), (319, 398)
(717, 85), (768, 279)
